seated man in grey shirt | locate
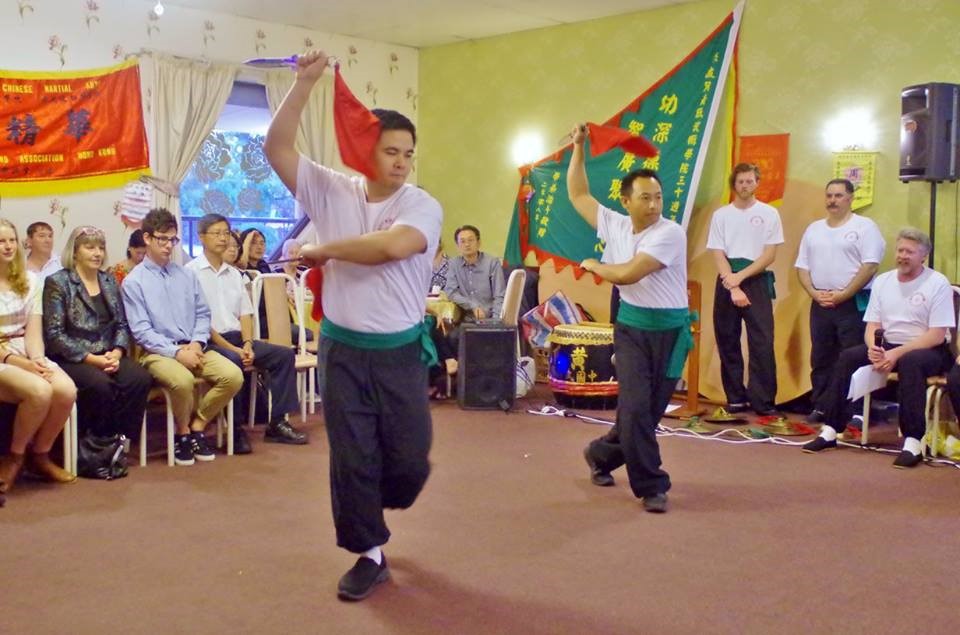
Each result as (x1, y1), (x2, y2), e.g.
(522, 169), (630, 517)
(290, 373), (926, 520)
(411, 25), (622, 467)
(443, 224), (505, 322)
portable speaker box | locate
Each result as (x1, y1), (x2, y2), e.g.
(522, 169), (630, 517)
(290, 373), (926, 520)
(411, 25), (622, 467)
(457, 322), (516, 410)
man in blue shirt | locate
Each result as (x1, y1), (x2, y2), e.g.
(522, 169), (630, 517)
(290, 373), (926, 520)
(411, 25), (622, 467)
(122, 208), (244, 466)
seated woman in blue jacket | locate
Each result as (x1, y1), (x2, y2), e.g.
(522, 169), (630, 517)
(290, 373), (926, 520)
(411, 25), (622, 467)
(42, 226), (152, 442)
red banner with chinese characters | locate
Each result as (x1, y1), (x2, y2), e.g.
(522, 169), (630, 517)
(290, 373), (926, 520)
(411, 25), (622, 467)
(0, 59), (150, 196)
(737, 133), (789, 206)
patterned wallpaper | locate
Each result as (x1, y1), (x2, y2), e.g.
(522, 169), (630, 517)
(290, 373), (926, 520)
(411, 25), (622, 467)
(417, 0), (960, 401)
(1, 0), (419, 260)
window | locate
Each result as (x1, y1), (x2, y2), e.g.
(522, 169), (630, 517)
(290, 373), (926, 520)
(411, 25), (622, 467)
(179, 82), (298, 258)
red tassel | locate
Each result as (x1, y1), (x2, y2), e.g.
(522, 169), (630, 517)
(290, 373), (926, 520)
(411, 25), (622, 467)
(586, 122), (658, 158)
(333, 66), (381, 180)
(304, 267), (323, 321)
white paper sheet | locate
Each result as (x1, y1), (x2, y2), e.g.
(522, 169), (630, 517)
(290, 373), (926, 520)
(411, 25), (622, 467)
(846, 364), (889, 401)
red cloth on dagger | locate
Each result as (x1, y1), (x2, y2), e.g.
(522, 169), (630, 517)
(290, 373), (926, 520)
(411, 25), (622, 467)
(586, 122), (658, 158)
(333, 65), (381, 180)
(304, 267), (324, 321)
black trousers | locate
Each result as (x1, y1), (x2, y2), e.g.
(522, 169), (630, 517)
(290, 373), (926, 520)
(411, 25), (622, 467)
(209, 331), (299, 424)
(809, 299), (866, 411)
(56, 357), (153, 440)
(824, 343), (952, 440)
(713, 274), (777, 410)
(585, 324), (677, 498)
(322, 338), (432, 553)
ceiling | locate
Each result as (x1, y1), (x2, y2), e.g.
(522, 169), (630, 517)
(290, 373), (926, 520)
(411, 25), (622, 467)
(152, 0), (698, 48)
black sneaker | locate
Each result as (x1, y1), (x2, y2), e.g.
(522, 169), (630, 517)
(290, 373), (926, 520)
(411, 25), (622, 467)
(801, 437), (837, 453)
(725, 402), (749, 414)
(805, 409), (825, 423)
(337, 555), (390, 601)
(233, 426), (252, 455)
(583, 447), (614, 487)
(265, 420), (309, 445)
(642, 493), (668, 513)
(189, 431), (216, 462)
(174, 434), (195, 466)
(892, 450), (922, 469)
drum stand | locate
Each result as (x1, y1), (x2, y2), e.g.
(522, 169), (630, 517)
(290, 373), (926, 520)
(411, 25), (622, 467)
(664, 281), (705, 420)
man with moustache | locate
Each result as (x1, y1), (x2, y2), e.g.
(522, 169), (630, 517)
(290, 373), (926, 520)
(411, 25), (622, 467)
(802, 229), (954, 468)
(795, 179), (885, 422)
(706, 163), (784, 416)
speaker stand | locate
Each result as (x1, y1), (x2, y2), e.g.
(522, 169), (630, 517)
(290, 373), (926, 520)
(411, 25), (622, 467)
(928, 180), (938, 268)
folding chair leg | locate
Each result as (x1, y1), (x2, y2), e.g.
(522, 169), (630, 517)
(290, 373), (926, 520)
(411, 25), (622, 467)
(861, 392), (872, 445)
(226, 399), (234, 457)
(248, 370), (257, 429)
(164, 391), (175, 467)
(140, 414), (147, 467)
(308, 371), (316, 416)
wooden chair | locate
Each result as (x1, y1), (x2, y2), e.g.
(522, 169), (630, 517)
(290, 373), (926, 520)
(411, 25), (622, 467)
(250, 273), (317, 424)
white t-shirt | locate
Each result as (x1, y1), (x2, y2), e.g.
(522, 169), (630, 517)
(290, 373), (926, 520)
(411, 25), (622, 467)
(795, 215), (885, 290)
(706, 201), (784, 260)
(296, 156), (443, 333)
(863, 268), (955, 345)
(597, 205), (687, 309)
(185, 254), (254, 335)
(0, 271), (42, 356)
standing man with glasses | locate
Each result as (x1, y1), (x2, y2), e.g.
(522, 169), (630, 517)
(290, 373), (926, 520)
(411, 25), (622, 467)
(121, 208), (243, 466)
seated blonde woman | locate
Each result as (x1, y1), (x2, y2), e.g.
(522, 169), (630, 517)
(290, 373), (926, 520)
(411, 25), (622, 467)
(0, 219), (78, 501)
(43, 226), (153, 445)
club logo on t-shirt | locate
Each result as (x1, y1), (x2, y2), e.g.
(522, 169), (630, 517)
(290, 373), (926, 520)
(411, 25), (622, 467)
(909, 292), (926, 306)
(844, 231), (859, 242)
(376, 215), (397, 231)
(749, 216), (763, 226)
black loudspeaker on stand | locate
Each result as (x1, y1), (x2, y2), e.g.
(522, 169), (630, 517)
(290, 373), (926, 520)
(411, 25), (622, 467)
(899, 82), (960, 267)
(457, 323), (516, 411)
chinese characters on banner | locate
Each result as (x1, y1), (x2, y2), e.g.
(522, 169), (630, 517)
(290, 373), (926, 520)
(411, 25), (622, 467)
(738, 133), (789, 206)
(504, 5), (743, 271)
(0, 59), (150, 196)
(833, 151), (876, 211)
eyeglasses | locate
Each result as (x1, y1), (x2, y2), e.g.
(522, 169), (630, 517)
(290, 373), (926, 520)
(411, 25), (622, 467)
(148, 234), (181, 246)
(202, 230), (232, 237)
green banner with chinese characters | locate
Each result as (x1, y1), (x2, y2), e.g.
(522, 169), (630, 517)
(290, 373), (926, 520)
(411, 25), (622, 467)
(505, 6), (742, 270)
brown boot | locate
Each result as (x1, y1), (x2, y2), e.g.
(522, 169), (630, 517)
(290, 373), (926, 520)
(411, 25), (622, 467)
(26, 452), (77, 484)
(0, 452), (26, 493)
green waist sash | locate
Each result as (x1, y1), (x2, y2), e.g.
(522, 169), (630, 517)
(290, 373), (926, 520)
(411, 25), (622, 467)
(727, 257), (776, 299)
(321, 318), (439, 367)
(616, 302), (696, 379)
(854, 288), (871, 313)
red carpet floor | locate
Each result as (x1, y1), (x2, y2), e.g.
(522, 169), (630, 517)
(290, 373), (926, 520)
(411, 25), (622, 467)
(4, 389), (959, 635)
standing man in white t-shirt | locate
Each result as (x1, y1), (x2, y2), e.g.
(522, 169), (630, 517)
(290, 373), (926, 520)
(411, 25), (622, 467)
(706, 163), (784, 416)
(567, 124), (691, 514)
(265, 50), (443, 602)
(802, 229), (954, 468)
(796, 179), (885, 422)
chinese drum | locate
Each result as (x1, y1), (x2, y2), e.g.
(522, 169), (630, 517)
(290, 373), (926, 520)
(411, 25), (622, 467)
(548, 322), (617, 409)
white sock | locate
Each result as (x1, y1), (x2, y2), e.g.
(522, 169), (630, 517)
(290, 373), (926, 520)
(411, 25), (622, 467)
(902, 437), (921, 456)
(363, 546), (382, 564)
(820, 425), (837, 442)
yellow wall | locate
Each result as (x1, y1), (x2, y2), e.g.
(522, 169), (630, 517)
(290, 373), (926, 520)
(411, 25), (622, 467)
(418, 0), (960, 403)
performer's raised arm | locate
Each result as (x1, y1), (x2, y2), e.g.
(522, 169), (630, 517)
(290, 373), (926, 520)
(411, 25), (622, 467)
(264, 50), (330, 194)
(566, 123), (600, 229)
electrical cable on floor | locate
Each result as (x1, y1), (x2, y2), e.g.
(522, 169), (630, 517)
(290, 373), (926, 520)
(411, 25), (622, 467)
(526, 403), (960, 469)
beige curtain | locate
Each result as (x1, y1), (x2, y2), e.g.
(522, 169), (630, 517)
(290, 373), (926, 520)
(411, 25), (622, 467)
(264, 70), (331, 165)
(140, 53), (238, 219)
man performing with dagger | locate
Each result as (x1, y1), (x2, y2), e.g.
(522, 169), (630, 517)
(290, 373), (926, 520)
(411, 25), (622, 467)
(566, 122), (691, 514)
(264, 50), (443, 601)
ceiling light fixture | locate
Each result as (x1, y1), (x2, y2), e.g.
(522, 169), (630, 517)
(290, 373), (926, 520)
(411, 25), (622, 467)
(153, 1), (164, 17)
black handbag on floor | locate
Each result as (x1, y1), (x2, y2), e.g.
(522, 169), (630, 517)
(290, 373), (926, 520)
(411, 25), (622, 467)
(77, 433), (128, 480)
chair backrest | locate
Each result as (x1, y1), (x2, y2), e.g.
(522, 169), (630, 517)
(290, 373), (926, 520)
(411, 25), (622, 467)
(500, 269), (527, 327)
(251, 272), (304, 350)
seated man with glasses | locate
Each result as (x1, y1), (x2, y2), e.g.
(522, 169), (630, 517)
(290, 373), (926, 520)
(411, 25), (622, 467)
(186, 213), (308, 452)
(121, 208), (244, 466)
